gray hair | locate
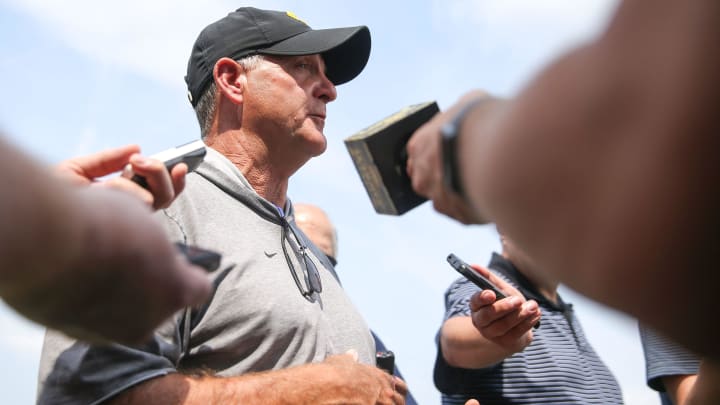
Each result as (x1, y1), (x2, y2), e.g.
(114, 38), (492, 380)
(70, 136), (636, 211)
(193, 54), (264, 140)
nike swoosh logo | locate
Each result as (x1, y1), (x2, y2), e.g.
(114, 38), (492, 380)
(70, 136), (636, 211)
(264, 251), (277, 258)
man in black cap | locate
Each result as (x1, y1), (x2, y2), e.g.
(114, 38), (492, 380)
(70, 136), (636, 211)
(38, 7), (406, 405)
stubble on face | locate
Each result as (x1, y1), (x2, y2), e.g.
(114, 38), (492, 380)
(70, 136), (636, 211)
(244, 55), (331, 156)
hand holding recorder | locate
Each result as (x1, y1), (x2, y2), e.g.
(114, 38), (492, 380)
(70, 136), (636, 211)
(55, 142), (205, 210)
(31, 143), (215, 344)
(123, 140), (206, 190)
(122, 140), (206, 209)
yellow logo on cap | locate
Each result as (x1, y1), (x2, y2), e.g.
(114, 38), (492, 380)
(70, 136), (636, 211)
(286, 11), (306, 24)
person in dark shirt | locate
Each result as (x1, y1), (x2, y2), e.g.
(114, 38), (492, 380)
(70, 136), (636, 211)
(436, 234), (621, 404)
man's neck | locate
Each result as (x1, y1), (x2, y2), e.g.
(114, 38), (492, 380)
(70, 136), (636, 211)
(523, 270), (559, 304)
(502, 252), (559, 304)
(206, 133), (290, 207)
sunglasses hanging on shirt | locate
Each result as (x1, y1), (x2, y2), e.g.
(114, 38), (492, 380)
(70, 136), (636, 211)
(281, 221), (323, 300)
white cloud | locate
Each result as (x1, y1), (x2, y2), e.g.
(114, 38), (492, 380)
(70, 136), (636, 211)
(4, 0), (621, 93)
(2, 0), (345, 90)
(428, 0), (620, 94)
(434, 0), (618, 41)
(3, 0), (235, 88)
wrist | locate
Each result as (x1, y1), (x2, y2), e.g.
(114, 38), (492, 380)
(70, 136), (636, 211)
(441, 99), (486, 197)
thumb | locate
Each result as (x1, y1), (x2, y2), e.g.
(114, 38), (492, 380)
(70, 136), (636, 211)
(345, 348), (359, 362)
(176, 263), (213, 308)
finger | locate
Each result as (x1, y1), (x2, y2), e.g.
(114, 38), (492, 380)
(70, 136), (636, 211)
(391, 389), (405, 405)
(465, 399), (481, 405)
(447, 191), (480, 223)
(59, 145), (141, 179)
(170, 163), (188, 197)
(96, 177), (154, 207)
(468, 264), (520, 299)
(379, 373), (404, 405)
(479, 300), (539, 339)
(471, 295), (523, 329)
(173, 262), (213, 308)
(503, 308), (542, 343)
(393, 376), (408, 396)
(433, 192), (473, 224)
(410, 160), (434, 197)
(345, 348), (359, 362)
(405, 156), (413, 179)
(128, 155), (175, 209)
(469, 289), (499, 312)
(322, 352), (355, 366)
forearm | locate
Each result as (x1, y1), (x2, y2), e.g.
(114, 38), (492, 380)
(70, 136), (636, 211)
(686, 361), (720, 405)
(440, 317), (515, 369)
(107, 362), (383, 405)
(458, 0), (720, 357)
(0, 139), (89, 297)
(663, 374), (699, 405)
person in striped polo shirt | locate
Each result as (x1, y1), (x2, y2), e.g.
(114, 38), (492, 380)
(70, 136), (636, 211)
(638, 325), (720, 404)
(435, 234), (623, 404)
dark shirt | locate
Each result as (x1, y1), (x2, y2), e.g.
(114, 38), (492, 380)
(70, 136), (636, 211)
(435, 253), (623, 405)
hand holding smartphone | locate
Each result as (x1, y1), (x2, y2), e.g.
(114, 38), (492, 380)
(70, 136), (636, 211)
(447, 253), (540, 328)
(124, 140), (207, 189)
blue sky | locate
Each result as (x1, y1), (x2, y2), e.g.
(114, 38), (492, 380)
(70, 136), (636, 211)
(0, 1), (661, 403)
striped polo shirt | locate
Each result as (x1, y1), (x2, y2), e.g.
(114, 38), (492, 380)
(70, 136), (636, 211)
(435, 253), (623, 405)
(639, 325), (700, 405)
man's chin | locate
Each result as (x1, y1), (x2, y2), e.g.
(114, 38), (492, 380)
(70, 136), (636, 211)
(310, 142), (328, 157)
(308, 132), (327, 155)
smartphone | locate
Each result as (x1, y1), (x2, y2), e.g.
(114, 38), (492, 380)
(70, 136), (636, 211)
(125, 140), (207, 188)
(447, 253), (507, 300)
(376, 350), (395, 375)
(175, 242), (222, 272)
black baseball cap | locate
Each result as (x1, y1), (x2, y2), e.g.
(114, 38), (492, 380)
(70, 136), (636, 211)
(185, 7), (371, 106)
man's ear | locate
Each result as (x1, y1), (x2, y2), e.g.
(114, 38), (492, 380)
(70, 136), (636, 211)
(214, 57), (246, 105)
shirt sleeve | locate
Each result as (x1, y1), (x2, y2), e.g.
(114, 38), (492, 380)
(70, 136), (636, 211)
(37, 320), (181, 405)
(443, 277), (482, 320)
(639, 324), (701, 392)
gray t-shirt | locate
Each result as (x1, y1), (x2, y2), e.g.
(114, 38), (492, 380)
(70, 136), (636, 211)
(37, 148), (375, 404)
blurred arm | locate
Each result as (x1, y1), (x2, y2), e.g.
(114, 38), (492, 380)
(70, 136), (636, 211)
(685, 360), (720, 405)
(0, 136), (97, 294)
(663, 374), (698, 405)
(455, 0), (720, 358)
(0, 137), (209, 344)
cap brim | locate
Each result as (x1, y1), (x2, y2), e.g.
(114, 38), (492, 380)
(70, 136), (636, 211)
(259, 26), (371, 86)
